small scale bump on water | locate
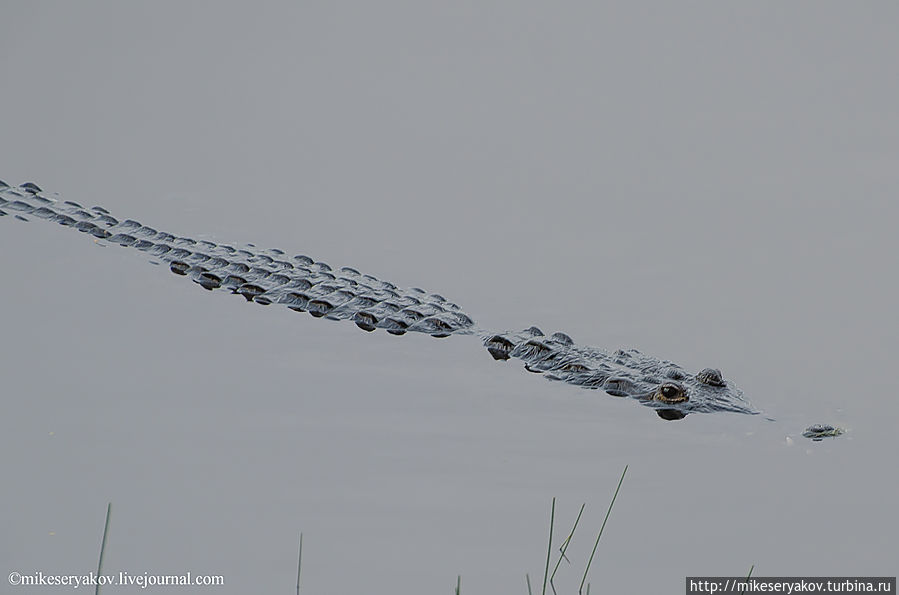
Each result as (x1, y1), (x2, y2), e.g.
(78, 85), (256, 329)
(419, 317), (454, 337)
(352, 296), (379, 309)
(30, 207), (58, 219)
(236, 284), (265, 301)
(95, 215), (119, 227)
(0, 209), (7, 217)
(169, 261), (190, 275)
(285, 278), (313, 291)
(155, 232), (175, 243)
(134, 226), (157, 238)
(0, 180), (8, 189)
(15, 214), (28, 221)
(485, 335), (514, 360)
(378, 302), (402, 314)
(452, 313), (474, 326)
(149, 244), (172, 256)
(133, 239), (155, 251)
(221, 275), (247, 290)
(55, 215), (77, 226)
(294, 255), (314, 265)
(115, 219), (141, 230)
(206, 257), (229, 268)
(247, 267), (272, 280)
(91, 228), (112, 239)
(311, 282), (339, 295)
(401, 308), (426, 322)
(354, 311), (378, 332)
(74, 221), (99, 233)
(381, 317), (409, 334)
(19, 182), (42, 193)
(280, 292), (310, 311)
(168, 248), (192, 260)
(91, 206), (110, 214)
(174, 236), (197, 246)
(108, 234), (137, 246)
(5, 200), (35, 213)
(340, 266), (361, 276)
(68, 209), (95, 220)
(63, 200), (84, 208)
(307, 299), (336, 317)
(185, 265), (208, 276)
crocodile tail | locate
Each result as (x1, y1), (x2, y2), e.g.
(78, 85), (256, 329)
(0, 181), (476, 338)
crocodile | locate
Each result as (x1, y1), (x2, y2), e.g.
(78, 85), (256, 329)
(0, 180), (842, 439)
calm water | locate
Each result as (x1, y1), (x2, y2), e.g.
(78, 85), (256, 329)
(2, 3), (897, 593)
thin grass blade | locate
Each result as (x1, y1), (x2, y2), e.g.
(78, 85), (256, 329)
(579, 465), (627, 594)
(95, 503), (112, 595)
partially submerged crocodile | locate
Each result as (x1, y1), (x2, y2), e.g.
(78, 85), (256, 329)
(0, 181), (841, 439)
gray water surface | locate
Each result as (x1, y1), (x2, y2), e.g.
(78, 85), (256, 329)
(2, 2), (897, 593)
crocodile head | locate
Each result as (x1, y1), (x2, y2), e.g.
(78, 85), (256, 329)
(484, 329), (757, 419)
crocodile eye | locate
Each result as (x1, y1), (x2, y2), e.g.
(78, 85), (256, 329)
(656, 382), (688, 403)
(696, 368), (726, 387)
